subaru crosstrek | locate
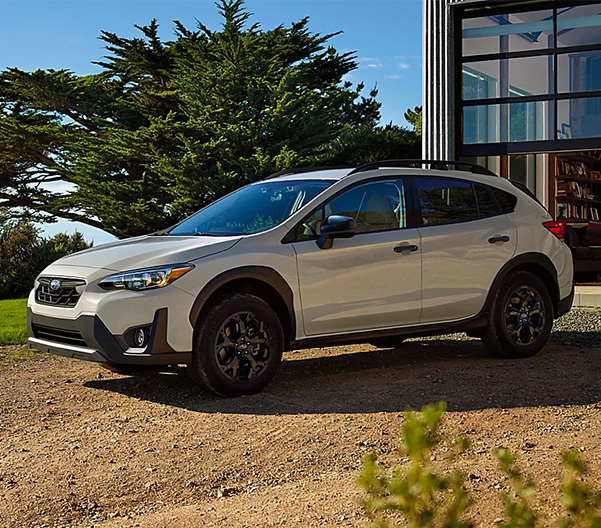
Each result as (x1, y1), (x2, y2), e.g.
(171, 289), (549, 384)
(27, 160), (574, 397)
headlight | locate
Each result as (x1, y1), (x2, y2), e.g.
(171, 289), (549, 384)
(99, 264), (195, 291)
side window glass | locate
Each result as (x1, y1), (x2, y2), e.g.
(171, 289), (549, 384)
(293, 179), (406, 240)
(295, 208), (324, 241)
(474, 184), (498, 217)
(329, 181), (406, 233)
(416, 178), (479, 225)
(491, 187), (518, 213)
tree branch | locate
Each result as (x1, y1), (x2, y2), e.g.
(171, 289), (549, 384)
(0, 192), (107, 231)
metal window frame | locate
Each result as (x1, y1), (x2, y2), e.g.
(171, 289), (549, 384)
(456, 0), (601, 156)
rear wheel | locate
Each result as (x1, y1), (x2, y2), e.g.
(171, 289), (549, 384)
(188, 293), (284, 397)
(482, 271), (553, 358)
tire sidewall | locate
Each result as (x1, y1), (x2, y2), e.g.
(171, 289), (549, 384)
(192, 294), (284, 397)
(489, 271), (553, 358)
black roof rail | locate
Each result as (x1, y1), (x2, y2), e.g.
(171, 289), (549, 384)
(262, 166), (351, 180)
(348, 159), (498, 177)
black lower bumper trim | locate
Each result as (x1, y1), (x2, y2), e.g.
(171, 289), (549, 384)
(27, 308), (191, 366)
(557, 286), (575, 318)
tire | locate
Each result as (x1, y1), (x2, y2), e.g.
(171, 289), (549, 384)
(369, 337), (406, 349)
(188, 293), (284, 397)
(482, 271), (553, 358)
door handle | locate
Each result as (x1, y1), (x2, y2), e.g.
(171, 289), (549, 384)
(394, 245), (419, 253)
(489, 235), (510, 244)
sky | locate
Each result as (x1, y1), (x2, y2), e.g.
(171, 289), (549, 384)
(0, 0), (423, 244)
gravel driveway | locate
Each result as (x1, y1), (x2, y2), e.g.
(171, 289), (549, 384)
(1, 309), (600, 528)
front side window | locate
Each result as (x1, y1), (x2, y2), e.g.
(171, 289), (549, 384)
(169, 179), (332, 236)
(295, 179), (406, 240)
(416, 178), (479, 226)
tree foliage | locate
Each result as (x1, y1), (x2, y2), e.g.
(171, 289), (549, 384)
(404, 106), (422, 137)
(0, 0), (420, 238)
(0, 220), (91, 300)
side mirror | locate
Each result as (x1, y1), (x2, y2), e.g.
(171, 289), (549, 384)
(317, 215), (357, 249)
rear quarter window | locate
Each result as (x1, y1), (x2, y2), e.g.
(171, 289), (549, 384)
(491, 187), (518, 213)
(474, 184), (498, 217)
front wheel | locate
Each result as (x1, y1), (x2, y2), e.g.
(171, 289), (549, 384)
(482, 271), (553, 358)
(188, 293), (284, 397)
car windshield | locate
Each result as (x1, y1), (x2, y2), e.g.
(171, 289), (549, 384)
(168, 179), (334, 236)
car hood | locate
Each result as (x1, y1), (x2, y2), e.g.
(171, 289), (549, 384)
(53, 235), (241, 273)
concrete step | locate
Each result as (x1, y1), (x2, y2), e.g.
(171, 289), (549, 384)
(574, 286), (601, 308)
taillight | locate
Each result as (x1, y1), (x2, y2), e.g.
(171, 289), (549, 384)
(543, 220), (565, 240)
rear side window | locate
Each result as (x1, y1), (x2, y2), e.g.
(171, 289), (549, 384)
(491, 187), (518, 213)
(416, 178), (479, 225)
(474, 184), (498, 217)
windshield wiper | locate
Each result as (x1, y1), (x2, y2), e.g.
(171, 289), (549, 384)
(193, 232), (226, 236)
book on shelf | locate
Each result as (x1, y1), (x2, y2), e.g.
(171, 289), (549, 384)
(555, 179), (594, 199)
(557, 202), (600, 221)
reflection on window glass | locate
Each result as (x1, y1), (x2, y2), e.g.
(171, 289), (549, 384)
(463, 56), (552, 101)
(557, 4), (601, 47)
(463, 101), (551, 144)
(462, 10), (553, 56)
(295, 180), (406, 240)
(558, 51), (601, 93)
(557, 96), (601, 139)
(490, 187), (518, 213)
(170, 180), (332, 236)
(474, 184), (498, 217)
(509, 154), (539, 197)
(416, 179), (478, 226)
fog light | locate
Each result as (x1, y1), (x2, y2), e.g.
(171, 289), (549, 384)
(134, 328), (148, 348)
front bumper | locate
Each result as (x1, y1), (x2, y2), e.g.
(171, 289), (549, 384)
(27, 308), (191, 366)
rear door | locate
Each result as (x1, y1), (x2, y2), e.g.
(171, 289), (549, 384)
(415, 177), (517, 324)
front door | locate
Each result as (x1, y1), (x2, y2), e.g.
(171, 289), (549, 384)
(290, 178), (422, 336)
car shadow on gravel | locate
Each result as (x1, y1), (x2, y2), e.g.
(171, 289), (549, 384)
(84, 330), (601, 415)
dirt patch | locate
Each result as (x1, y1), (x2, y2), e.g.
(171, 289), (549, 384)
(1, 317), (601, 527)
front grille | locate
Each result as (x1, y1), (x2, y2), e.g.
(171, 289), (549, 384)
(36, 277), (86, 307)
(32, 324), (88, 348)
(36, 285), (81, 307)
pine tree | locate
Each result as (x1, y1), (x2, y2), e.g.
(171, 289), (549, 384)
(0, 0), (420, 238)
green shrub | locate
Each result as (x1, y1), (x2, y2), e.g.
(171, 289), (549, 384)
(359, 403), (601, 528)
(358, 402), (472, 528)
(0, 220), (91, 300)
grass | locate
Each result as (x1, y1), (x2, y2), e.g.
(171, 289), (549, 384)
(0, 298), (28, 346)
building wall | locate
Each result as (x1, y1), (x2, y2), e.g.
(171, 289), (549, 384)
(422, 0), (491, 160)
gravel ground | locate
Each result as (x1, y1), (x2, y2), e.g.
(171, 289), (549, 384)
(0, 309), (600, 528)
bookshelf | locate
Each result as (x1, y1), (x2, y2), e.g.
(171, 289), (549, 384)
(554, 152), (601, 223)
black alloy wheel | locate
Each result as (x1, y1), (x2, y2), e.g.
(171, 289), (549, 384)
(482, 271), (553, 358)
(214, 311), (273, 383)
(189, 293), (284, 397)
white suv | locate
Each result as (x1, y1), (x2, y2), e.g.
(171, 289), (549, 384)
(27, 160), (574, 397)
